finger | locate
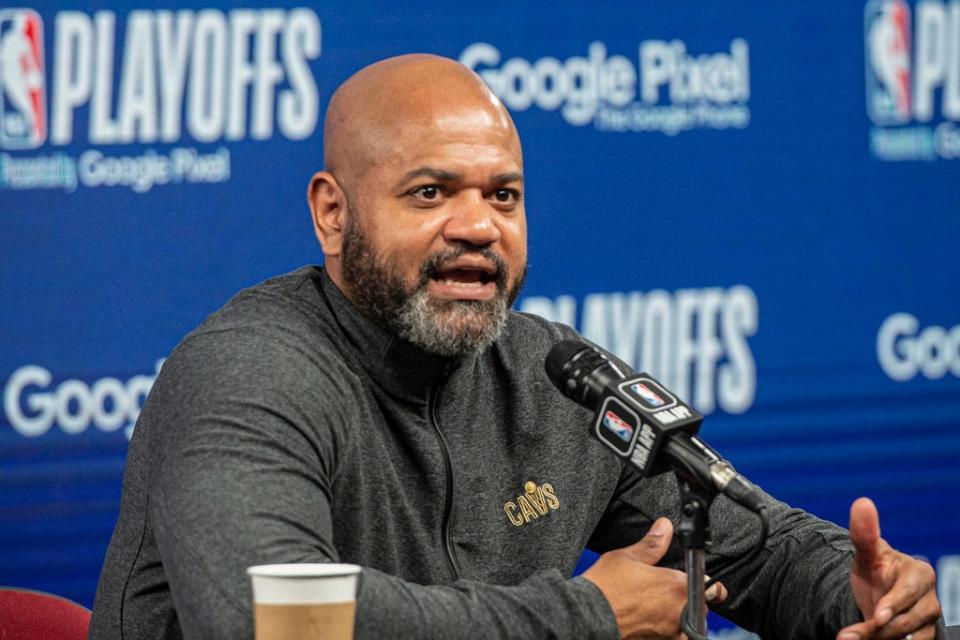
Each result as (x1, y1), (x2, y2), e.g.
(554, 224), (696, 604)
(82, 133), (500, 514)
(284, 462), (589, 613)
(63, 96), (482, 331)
(837, 618), (879, 640)
(847, 626), (938, 640)
(871, 557), (938, 627)
(624, 517), (673, 565)
(849, 497), (882, 568)
(840, 590), (940, 640)
(875, 611), (940, 640)
(873, 621), (938, 640)
(901, 625), (938, 640)
(705, 580), (728, 604)
(873, 587), (942, 640)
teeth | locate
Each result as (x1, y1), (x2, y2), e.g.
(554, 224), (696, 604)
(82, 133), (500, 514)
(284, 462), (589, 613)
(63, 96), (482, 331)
(440, 279), (484, 288)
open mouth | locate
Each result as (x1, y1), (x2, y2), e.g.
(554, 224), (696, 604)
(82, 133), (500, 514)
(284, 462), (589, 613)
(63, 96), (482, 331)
(432, 267), (496, 288)
(425, 256), (503, 301)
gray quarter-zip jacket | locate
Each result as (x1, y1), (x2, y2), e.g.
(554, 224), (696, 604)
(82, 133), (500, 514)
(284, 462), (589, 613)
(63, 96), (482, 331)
(90, 266), (863, 639)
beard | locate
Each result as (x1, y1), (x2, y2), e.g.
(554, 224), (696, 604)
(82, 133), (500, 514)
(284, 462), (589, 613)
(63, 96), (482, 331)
(340, 209), (525, 357)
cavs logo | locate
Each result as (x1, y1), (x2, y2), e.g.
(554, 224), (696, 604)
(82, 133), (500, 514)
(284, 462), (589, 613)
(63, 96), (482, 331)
(0, 9), (45, 149)
(503, 480), (560, 527)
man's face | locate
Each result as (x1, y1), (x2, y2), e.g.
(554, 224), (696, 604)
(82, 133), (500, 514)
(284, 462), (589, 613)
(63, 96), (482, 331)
(338, 108), (527, 356)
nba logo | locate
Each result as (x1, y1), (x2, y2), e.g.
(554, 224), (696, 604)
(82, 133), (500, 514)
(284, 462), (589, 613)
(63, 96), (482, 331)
(865, 0), (912, 125)
(630, 382), (665, 408)
(602, 410), (634, 442)
(0, 9), (46, 149)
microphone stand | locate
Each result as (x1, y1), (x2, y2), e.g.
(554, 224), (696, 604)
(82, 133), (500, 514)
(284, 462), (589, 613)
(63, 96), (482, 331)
(676, 478), (715, 639)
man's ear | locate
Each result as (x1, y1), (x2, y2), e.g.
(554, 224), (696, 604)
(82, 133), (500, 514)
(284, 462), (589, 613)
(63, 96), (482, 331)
(307, 170), (347, 257)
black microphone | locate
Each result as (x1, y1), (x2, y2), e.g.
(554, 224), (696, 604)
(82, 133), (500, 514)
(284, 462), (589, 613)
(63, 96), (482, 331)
(545, 340), (764, 512)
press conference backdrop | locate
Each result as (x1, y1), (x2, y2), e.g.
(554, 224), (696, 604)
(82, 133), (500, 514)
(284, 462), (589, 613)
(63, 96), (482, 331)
(1, 1), (958, 635)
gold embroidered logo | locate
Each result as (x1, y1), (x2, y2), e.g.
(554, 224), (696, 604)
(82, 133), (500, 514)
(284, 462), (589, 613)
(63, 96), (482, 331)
(503, 480), (560, 526)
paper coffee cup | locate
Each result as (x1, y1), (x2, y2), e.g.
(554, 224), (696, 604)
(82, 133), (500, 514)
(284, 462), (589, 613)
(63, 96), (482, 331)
(248, 563), (361, 640)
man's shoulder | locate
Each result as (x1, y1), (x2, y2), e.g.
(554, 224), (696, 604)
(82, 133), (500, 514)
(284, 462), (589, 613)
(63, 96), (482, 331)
(498, 309), (583, 362)
(498, 310), (630, 378)
(145, 266), (360, 434)
(169, 265), (351, 374)
(202, 265), (331, 330)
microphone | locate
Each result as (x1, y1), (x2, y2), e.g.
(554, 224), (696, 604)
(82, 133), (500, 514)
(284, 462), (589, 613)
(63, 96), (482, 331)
(545, 340), (763, 512)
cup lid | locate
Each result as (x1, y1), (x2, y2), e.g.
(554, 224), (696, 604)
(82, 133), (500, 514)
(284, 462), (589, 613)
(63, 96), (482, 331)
(247, 563), (362, 578)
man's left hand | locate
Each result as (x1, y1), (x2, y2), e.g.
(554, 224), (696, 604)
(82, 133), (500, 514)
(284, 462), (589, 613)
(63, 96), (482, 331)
(837, 497), (942, 640)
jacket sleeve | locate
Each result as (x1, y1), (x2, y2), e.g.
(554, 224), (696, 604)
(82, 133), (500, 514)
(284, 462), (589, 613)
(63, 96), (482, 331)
(145, 327), (620, 639)
(587, 463), (863, 638)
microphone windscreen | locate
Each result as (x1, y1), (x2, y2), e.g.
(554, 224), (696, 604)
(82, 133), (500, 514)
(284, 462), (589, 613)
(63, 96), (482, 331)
(544, 339), (590, 385)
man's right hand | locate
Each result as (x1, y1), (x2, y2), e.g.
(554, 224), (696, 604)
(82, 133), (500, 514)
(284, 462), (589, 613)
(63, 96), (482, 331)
(582, 518), (727, 639)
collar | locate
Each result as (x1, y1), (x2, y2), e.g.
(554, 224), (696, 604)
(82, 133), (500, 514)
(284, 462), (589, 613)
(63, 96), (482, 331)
(319, 268), (463, 405)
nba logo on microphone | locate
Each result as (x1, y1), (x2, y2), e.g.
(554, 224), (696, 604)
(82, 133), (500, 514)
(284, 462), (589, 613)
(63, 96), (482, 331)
(0, 9), (46, 149)
(865, 0), (912, 125)
(602, 410), (634, 442)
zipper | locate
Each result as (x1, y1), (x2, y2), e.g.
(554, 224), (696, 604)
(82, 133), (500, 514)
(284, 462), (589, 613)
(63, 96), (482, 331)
(428, 379), (462, 581)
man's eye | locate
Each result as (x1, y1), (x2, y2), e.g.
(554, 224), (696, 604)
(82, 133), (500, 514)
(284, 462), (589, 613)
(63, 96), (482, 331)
(412, 185), (440, 200)
(493, 189), (520, 204)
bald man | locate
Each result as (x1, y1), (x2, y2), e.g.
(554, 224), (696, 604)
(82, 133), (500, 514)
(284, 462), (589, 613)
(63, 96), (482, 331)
(90, 55), (942, 640)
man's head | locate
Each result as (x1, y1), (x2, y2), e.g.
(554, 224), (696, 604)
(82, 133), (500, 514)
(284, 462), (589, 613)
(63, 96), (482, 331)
(308, 54), (527, 356)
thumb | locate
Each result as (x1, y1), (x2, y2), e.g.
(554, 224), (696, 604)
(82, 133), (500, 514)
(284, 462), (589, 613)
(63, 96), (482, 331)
(849, 497), (882, 568)
(625, 517), (673, 565)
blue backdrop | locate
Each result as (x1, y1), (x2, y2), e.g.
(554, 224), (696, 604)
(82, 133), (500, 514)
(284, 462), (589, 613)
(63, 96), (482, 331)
(1, 1), (958, 634)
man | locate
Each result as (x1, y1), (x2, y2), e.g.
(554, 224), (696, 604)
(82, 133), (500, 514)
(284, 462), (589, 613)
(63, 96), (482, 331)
(90, 54), (942, 639)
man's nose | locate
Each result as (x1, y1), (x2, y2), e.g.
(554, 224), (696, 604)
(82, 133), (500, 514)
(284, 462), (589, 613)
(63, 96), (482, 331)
(442, 192), (501, 246)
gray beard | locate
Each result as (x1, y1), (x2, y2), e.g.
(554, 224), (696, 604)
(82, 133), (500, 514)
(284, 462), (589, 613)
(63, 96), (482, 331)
(392, 286), (510, 357)
(340, 210), (524, 357)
